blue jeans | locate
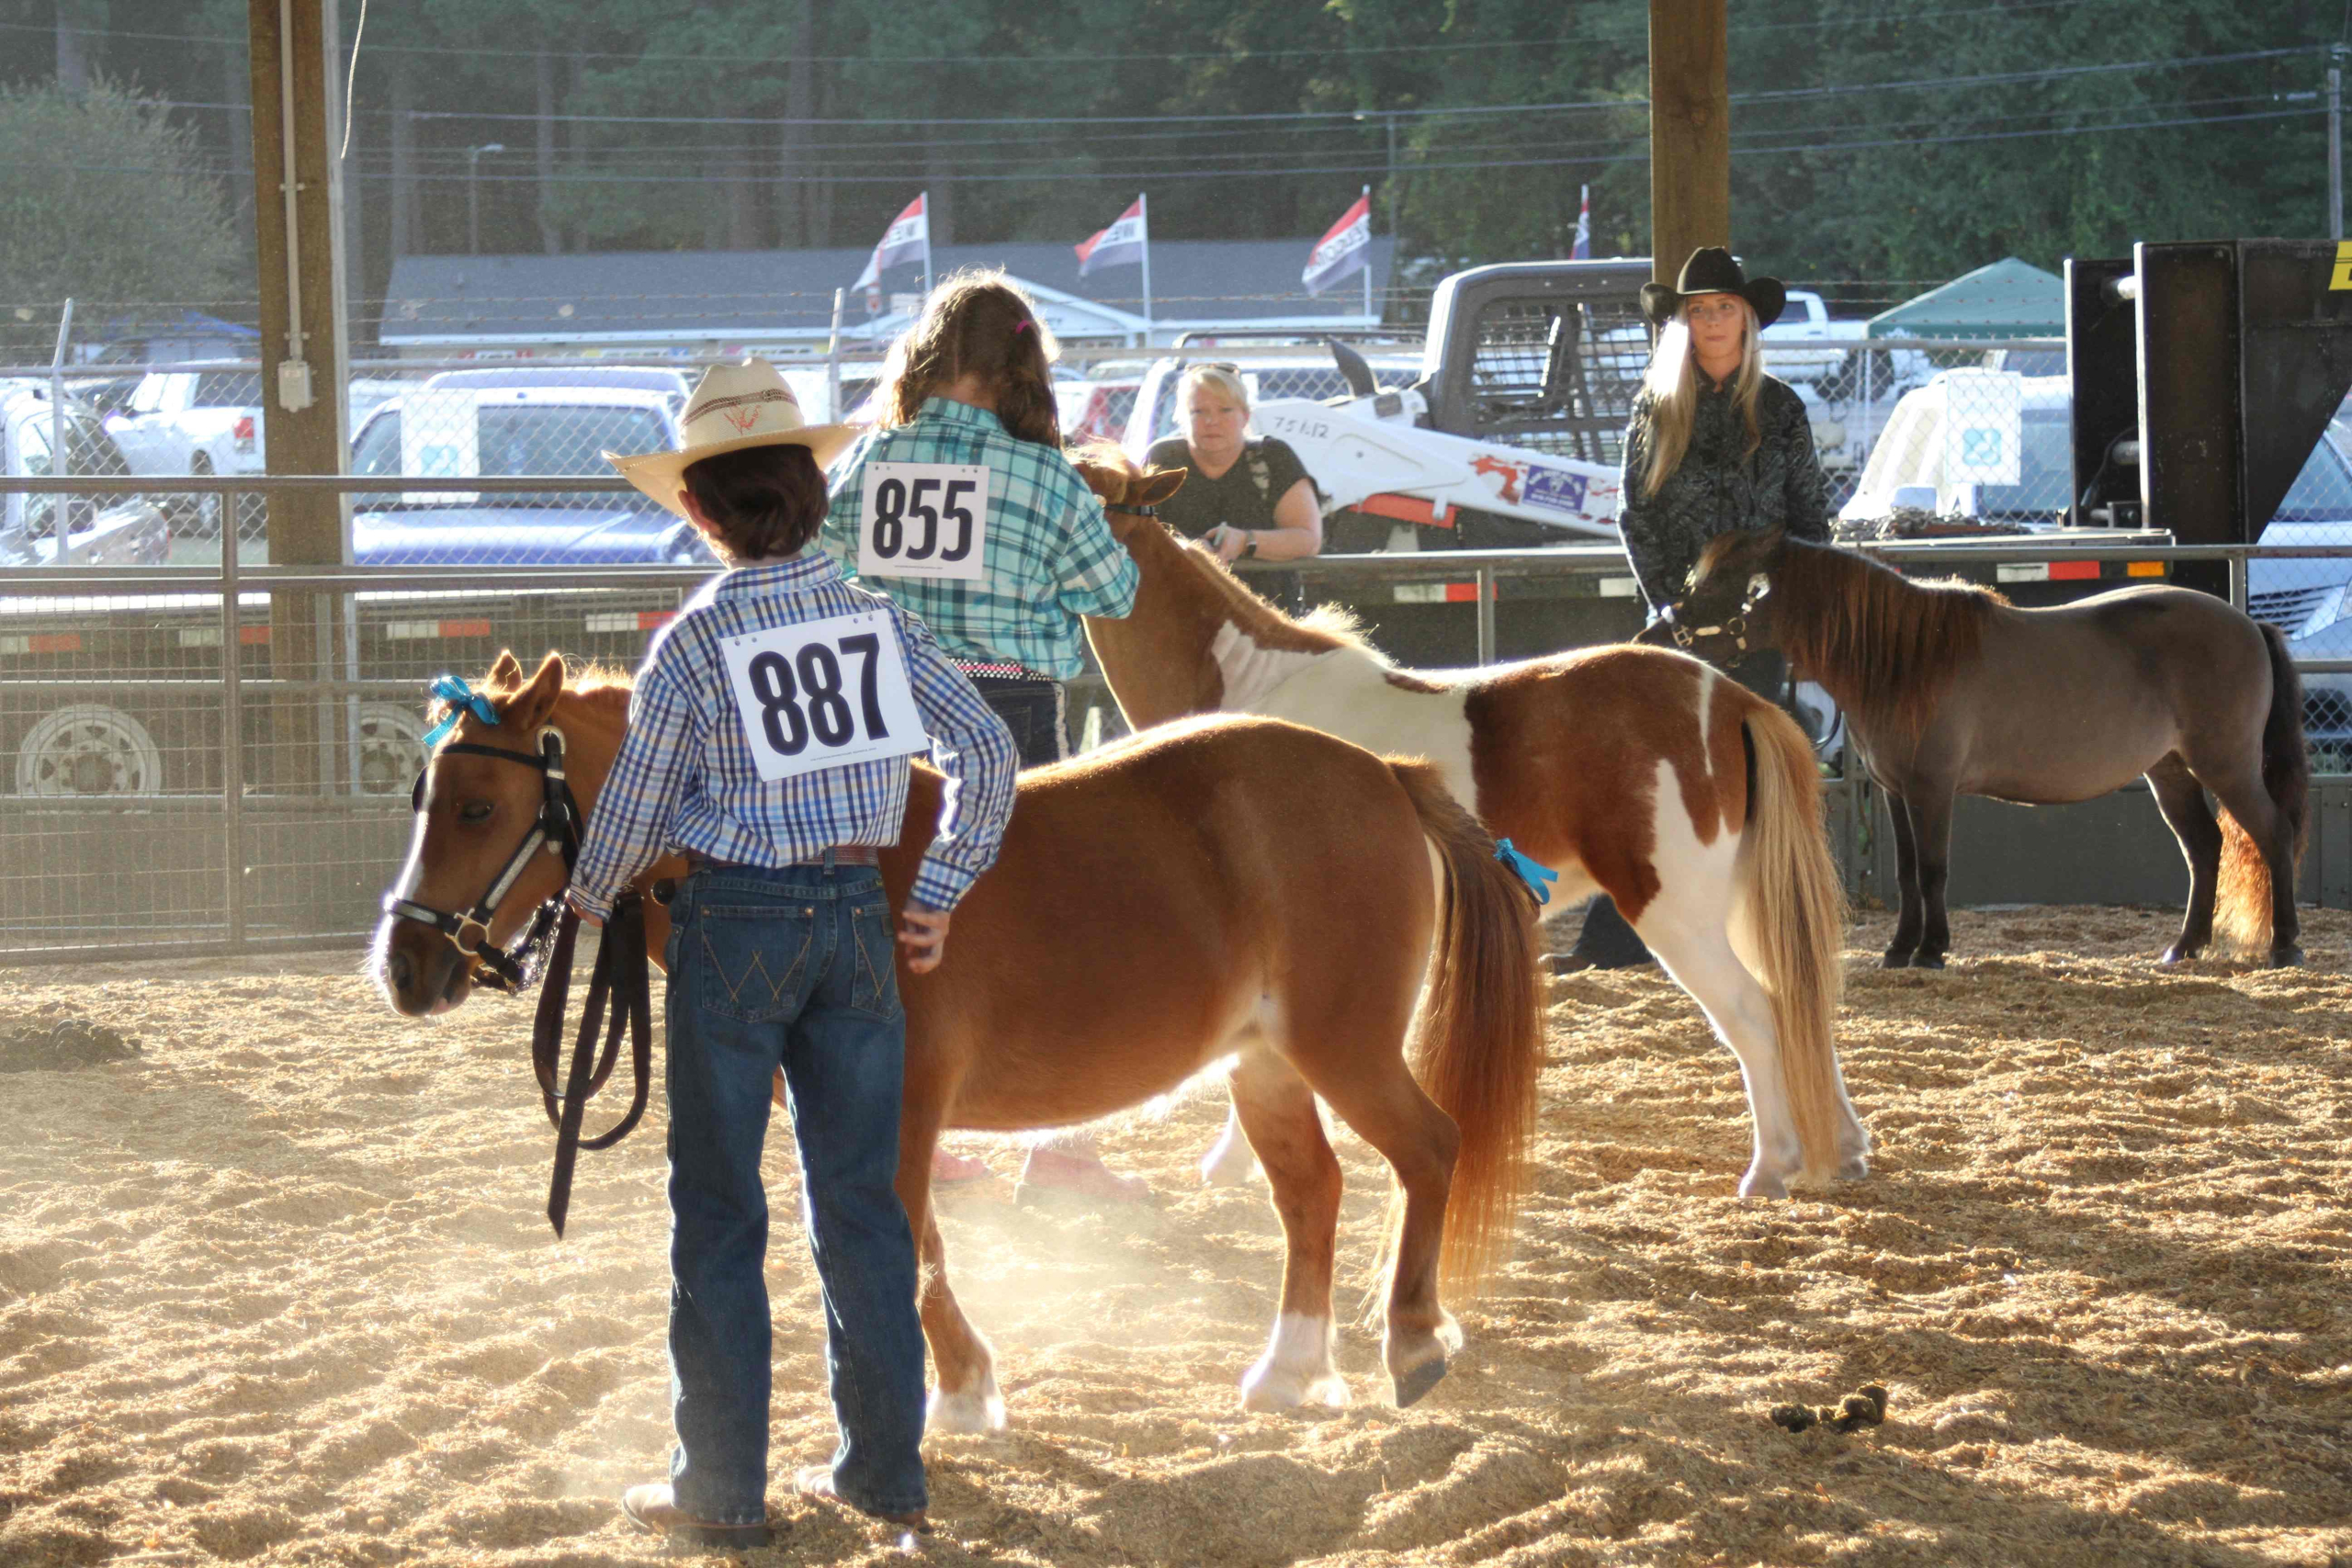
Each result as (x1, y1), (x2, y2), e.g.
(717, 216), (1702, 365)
(660, 862), (928, 1523)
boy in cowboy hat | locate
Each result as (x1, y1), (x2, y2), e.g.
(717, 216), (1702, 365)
(571, 358), (1018, 1545)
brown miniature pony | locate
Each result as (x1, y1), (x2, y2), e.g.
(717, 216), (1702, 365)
(1650, 529), (2309, 968)
(1075, 452), (1865, 1200)
(373, 652), (1544, 1422)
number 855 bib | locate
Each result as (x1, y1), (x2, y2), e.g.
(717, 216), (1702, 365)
(857, 461), (989, 581)
(720, 610), (928, 783)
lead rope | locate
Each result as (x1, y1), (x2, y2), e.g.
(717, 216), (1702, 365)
(528, 890), (653, 1236)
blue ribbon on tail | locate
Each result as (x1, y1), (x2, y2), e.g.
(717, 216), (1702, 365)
(1493, 838), (1558, 908)
(422, 673), (502, 748)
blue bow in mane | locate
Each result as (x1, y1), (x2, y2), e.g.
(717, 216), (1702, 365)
(421, 673), (501, 748)
(1492, 838), (1558, 908)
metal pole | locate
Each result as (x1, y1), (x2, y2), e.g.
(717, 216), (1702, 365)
(48, 298), (72, 567)
(1476, 564), (1497, 665)
(469, 148), (482, 254)
(221, 494), (246, 949)
(2332, 50), (2344, 242)
(826, 287), (844, 422)
(1361, 183), (1374, 326)
(1138, 190), (1153, 340)
(2228, 546), (2248, 614)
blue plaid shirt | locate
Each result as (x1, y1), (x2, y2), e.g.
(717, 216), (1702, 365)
(570, 552), (1019, 918)
(820, 398), (1138, 679)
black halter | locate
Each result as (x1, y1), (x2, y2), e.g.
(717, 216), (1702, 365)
(1659, 572), (1772, 659)
(383, 728), (582, 994)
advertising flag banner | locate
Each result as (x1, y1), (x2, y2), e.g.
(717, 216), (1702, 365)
(1301, 191), (1372, 298)
(1572, 185), (1592, 260)
(855, 194), (930, 310)
(1075, 196), (1148, 276)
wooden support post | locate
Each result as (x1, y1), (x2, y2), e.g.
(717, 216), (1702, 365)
(1646, 0), (1730, 287)
(249, 0), (353, 795)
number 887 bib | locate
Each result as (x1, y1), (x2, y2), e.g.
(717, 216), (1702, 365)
(719, 610), (928, 783)
(857, 461), (989, 581)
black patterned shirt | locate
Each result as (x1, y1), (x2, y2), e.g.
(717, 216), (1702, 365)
(1617, 372), (1830, 612)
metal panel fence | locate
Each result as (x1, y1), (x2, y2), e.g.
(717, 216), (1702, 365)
(0, 474), (2348, 963)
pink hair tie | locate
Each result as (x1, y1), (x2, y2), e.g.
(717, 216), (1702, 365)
(1014, 319), (1035, 335)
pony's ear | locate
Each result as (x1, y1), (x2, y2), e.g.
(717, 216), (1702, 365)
(507, 652), (567, 729)
(485, 649), (526, 692)
(1136, 466), (1188, 505)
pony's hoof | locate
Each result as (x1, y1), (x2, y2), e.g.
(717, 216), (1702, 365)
(2270, 944), (2304, 968)
(1911, 953), (1948, 971)
(1738, 1168), (1790, 1201)
(1836, 1153), (1871, 1182)
(2159, 944), (2196, 965)
(1392, 1358), (1448, 1408)
(1880, 950), (1913, 969)
(926, 1376), (1007, 1435)
(1239, 1365), (1350, 1413)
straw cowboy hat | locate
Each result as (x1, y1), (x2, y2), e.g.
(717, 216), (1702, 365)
(605, 358), (856, 517)
(1639, 246), (1788, 332)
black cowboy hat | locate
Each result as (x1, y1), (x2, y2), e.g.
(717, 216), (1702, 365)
(1639, 246), (1787, 331)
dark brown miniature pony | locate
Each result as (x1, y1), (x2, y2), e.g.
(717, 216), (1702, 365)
(1649, 530), (2308, 968)
(374, 653), (1545, 1423)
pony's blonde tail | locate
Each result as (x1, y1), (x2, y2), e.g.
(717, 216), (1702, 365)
(1386, 761), (1545, 1296)
(1736, 705), (1853, 1183)
(2216, 621), (2311, 953)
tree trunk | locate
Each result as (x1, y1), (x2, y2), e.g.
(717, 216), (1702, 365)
(536, 46), (562, 254)
(390, 60), (416, 256)
(55, 2), (89, 94)
(777, 0), (816, 247)
(220, 29), (255, 230)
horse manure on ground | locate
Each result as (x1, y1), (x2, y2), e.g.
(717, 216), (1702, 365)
(1769, 1383), (1889, 1436)
(0, 1014), (141, 1073)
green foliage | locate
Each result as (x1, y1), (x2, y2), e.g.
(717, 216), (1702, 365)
(7, 0), (2344, 310)
(0, 79), (243, 306)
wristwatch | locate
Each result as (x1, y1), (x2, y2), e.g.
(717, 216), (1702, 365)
(1241, 532), (1259, 559)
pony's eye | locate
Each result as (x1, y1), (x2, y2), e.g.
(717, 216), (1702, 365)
(458, 800), (494, 824)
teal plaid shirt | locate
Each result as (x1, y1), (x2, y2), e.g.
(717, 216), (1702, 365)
(820, 398), (1138, 679)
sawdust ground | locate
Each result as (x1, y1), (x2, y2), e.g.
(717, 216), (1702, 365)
(2, 906), (2347, 1568)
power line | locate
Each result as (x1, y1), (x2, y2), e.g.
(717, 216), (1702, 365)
(0, 0), (2155, 69)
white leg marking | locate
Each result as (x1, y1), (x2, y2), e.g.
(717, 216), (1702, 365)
(1241, 1313), (1349, 1411)
(1627, 760), (1803, 1197)
(927, 1364), (1007, 1434)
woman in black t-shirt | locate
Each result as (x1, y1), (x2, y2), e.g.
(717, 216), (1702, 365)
(1144, 364), (1324, 573)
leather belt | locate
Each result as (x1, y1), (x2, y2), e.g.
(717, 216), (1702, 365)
(686, 845), (879, 873)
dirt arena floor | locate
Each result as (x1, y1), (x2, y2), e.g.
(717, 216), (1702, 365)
(3, 906), (2348, 1568)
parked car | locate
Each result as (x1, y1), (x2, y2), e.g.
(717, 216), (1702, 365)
(0, 383), (169, 567)
(347, 385), (717, 567)
(1843, 371), (2352, 760)
(1756, 288), (1867, 384)
(1057, 374), (1142, 446)
(101, 369), (265, 539)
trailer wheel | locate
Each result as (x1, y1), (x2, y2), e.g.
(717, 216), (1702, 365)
(15, 705), (166, 796)
(353, 704), (428, 796)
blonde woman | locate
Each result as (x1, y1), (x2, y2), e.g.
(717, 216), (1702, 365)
(1618, 246), (1829, 618)
(1566, 247), (1831, 973)
(1143, 364), (1323, 611)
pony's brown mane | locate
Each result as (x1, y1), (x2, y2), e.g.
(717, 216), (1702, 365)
(1067, 441), (1367, 659)
(1744, 534), (2003, 749)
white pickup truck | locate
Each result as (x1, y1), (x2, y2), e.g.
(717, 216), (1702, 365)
(1758, 289), (1867, 384)
(101, 369), (266, 538)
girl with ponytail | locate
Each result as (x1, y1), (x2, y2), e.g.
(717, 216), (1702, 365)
(821, 269), (1150, 1201)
